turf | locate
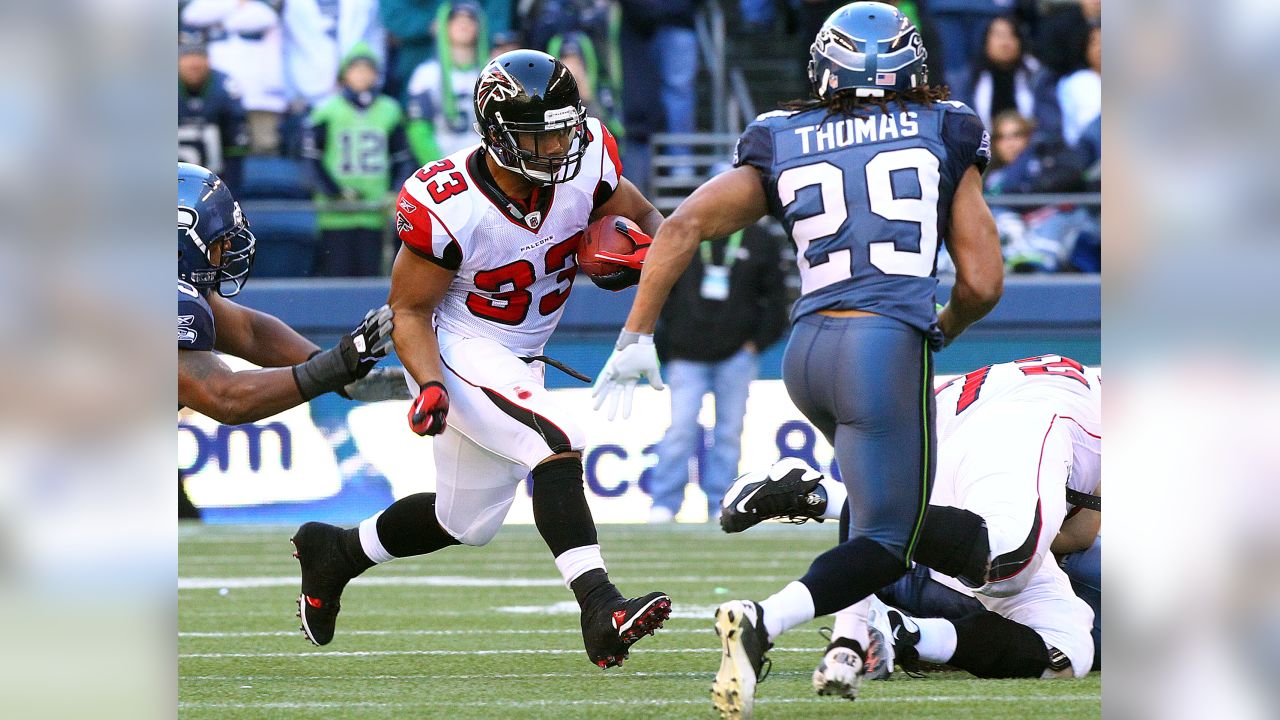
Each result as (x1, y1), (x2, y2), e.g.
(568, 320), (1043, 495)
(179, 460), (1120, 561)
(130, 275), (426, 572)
(179, 522), (1100, 719)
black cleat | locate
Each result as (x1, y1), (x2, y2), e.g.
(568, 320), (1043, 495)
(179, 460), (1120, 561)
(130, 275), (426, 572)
(291, 521), (363, 646)
(580, 591), (672, 668)
(712, 600), (773, 719)
(719, 459), (827, 533)
(886, 607), (925, 676)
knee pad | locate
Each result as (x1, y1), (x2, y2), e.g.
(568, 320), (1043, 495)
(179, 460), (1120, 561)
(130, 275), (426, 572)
(950, 611), (1051, 679)
(911, 506), (990, 588)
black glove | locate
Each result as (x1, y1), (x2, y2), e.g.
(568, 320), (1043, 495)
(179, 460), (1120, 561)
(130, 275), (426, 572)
(293, 305), (394, 400)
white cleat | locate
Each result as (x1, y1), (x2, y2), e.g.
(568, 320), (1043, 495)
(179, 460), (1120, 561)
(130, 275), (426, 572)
(812, 640), (866, 700)
(712, 600), (771, 719)
(864, 597), (897, 680)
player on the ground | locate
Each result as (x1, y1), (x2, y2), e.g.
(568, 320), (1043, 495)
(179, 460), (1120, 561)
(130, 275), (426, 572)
(591, 3), (1002, 715)
(289, 50), (671, 669)
(178, 162), (400, 425)
(721, 354), (1101, 691)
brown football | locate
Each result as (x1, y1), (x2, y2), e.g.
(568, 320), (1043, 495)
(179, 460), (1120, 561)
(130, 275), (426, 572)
(578, 214), (642, 279)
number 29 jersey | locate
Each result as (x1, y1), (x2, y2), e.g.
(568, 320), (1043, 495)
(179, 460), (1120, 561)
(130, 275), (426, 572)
(394, 117), (623, 356)
(734, 100), (990, 333)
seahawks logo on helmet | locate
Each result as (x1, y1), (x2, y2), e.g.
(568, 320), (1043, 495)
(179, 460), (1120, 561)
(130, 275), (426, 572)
(179, 206), (204, 251)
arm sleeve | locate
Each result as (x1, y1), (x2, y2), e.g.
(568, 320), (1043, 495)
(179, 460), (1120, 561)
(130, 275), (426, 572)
(941, 104), (992, 182)
(394, 185), (463, 270)
(178, 289), (217, 351)
(303, 109), (343, 196)
(388, 117), (417, 188)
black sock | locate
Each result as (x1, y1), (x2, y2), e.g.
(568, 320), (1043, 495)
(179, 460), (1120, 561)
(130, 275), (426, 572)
(799, 536), (907, 616)
(570, 567), (622, 611)
(950, 610), (1052, 678)
(345, 492), (459, 568)
(530, 456), (599, 557)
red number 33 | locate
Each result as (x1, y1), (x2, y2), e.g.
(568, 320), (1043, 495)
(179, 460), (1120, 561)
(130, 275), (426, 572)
(414, 159), (468, 203)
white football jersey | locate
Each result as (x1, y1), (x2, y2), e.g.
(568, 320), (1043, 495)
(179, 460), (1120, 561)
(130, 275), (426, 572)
(394, 117), (624, 356)
(935, 354), (1102, 496)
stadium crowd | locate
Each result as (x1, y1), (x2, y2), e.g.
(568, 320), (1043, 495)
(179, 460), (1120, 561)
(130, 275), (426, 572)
(178, 0), (1100, 278)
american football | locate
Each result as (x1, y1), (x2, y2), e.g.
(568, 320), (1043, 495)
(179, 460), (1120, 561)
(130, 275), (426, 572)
(578, 214), (648, 284)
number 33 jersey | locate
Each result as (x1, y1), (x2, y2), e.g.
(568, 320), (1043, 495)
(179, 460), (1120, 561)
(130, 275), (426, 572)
(394, 117), (623, 356)
(734, 100), (991, 333)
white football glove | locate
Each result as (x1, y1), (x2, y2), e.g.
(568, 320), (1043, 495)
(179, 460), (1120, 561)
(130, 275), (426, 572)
(591, 331), (664, 420)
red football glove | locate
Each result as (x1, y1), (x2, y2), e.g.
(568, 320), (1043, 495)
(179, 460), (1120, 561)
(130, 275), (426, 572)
(408, 381), (449, 436)
(594, 220), (652, 269)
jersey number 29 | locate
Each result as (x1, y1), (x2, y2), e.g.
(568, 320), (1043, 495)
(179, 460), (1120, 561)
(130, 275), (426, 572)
(777, 147), (940, 294)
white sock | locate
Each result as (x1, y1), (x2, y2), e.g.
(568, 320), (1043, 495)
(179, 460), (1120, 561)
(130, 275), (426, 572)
(819, 477), (848, 521)
(830, 597), (871, 649)
(759, 581), (816, 641)
(554, 544), (606, 588)
(358, 512), (396, 565)
(914, 617), (959, 663)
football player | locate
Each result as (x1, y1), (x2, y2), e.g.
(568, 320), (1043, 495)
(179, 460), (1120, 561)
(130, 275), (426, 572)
(720, 354), (1101, 690)
(591, 4), (1004, 715)
(289, 50), (671, 669)
(178, 162), (400, 425)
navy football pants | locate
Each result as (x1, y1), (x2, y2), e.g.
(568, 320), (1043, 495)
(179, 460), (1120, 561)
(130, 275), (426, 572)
(783, 314), (936, 562)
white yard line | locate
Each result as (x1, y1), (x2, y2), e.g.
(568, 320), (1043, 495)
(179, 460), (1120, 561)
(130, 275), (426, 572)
(179, 575), (790, 590)
(180, 628), (709, 638)
(178, 695), (1098, 709)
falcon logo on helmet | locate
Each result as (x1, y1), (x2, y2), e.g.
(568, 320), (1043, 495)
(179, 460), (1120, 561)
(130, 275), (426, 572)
(475, 65), (522, 116)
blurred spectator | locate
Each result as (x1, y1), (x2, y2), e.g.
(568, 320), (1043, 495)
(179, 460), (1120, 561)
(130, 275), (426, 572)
(985, 110), (1082, 195)
(618, 0), (703, 193)
(648, 226), (788, 523)
(1033, 0), (1100, 78)
(180, 0), (287, 154)
(405, 2), (489, 165)
(304, 43), (415, 277)
(925, 0), (1037, 102)
(970, 15), (1060, 137)
(381, 1), (513, 111)
(490, 29), (524, 56)
(520, 0), (612, 56)
(283, 0), (387, 108)
(550, 32), (624, 138)
(981, 110), (1096, 273)
(178, 32), (249, 190)
(1057, 21), (1101, 146)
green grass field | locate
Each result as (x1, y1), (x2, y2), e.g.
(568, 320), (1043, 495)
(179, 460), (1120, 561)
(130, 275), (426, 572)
(179, 523), (1100, 719)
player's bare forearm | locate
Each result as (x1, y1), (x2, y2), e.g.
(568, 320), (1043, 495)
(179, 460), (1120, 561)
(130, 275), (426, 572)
(591, 177), (663, 237)
(940, 166), (1003, 341)
(623, 166), (768, 334)
(209, 294), (319, 367)
(179, 349), (305, 425)
(388, 246), (452, 388)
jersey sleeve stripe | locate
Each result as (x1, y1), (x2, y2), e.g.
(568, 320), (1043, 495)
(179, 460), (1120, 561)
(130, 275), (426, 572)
(599, 123), (622, 178)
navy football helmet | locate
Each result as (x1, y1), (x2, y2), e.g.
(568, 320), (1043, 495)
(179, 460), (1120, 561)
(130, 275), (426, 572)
(178, 162), (255, 297)
(473, 49), (587, 185)
(808, 2), (928, 99)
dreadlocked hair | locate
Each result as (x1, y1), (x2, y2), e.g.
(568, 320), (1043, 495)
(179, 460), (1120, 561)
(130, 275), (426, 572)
(782, 85), (951, 122)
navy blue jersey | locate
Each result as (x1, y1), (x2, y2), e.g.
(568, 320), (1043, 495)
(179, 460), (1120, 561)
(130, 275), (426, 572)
(734, 100), (990, 332)
(178, 280), (216, 351)
(179, 69), (249, 189)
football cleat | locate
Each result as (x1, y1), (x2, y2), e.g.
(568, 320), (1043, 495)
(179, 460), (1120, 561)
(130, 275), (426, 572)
(719, 458), (828, 534)
(863, 597), (896, 680)
(812, 636), (866, 700)
(580, 591), (671, 668)
(712, 600), (772, 719)
(291, 521), (363, 646)
(885, 606), (925, 676)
